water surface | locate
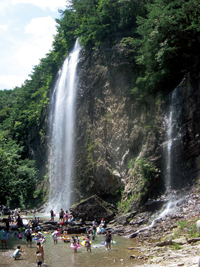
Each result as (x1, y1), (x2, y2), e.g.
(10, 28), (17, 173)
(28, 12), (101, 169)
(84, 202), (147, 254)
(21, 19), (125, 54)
(1, 232), (144, 267)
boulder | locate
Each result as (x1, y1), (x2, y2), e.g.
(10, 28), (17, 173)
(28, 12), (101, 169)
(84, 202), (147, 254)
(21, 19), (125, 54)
(43, 221), (58, 225)
(115, 212), (137, 225)
(69, 195), (117, 223)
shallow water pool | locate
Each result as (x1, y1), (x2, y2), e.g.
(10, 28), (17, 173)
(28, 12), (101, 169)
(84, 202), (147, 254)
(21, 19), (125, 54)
(1, 232), (144, 267)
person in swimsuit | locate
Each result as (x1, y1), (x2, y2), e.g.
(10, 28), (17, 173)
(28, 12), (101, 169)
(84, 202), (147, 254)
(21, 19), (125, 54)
(36, 250), (42, 267)
(85, 235), (91, 252)
(37, 242), (44, 264)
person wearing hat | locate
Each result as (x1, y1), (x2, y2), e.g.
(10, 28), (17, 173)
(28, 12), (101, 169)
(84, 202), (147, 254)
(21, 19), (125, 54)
(100, 218), (106, 228)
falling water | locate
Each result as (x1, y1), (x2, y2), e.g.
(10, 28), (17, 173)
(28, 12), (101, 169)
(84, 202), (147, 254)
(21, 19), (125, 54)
(148, 89), (183, 226)
(48, 40), (81, 213)
(155, 88), (183, 219)
(166, 108), (173, 190)
(164, 88), (183, 193)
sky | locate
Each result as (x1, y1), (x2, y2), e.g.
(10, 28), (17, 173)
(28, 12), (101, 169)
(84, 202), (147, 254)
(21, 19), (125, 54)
(0, 0), (70, 90)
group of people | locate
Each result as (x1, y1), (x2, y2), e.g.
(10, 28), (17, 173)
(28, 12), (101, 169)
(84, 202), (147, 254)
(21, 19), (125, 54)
(13, 241), (44, 267)
(12, 224), (44, 266)
(70, 230), (112, 252)
(0, 223), (45, 266)
(59, 208), (74, 223)
(49, 214), (113, 252)
(50, 209), (74, 223)
(1, 206), (114, 266)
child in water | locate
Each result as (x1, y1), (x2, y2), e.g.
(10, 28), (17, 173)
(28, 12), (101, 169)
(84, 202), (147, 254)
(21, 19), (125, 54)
(52, 231), (57, 244)
(18, 231), (22, 239)
(13, 245), (24, 260)
(85, 235), (91, 252)
(37, 242), (44, 264)
(71, 236), (78, 252)
(36, 250), (42, 267)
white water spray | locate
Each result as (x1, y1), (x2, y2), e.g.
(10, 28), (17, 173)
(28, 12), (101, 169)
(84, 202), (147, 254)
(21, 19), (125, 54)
(148, 89), (182, 226)
(166, 108), (173, 190)
(48, 40), (81, 213)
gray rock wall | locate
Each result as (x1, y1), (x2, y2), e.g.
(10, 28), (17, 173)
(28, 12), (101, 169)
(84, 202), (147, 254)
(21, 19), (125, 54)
(72, 44), (200, 208)
(73, 44), (164, 204)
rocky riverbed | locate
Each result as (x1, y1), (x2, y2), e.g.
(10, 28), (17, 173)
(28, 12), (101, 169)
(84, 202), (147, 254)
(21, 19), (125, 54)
(107, 185), (200, 266)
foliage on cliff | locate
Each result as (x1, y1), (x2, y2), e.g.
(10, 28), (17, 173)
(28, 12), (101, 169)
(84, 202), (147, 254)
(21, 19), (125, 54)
(57, 0), (200, 94)
(56, 0), (146, 48)
(133, 0), (200, 96)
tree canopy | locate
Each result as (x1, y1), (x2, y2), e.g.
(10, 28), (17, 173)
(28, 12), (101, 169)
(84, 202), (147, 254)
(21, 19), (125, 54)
(133, 0), (200, 96)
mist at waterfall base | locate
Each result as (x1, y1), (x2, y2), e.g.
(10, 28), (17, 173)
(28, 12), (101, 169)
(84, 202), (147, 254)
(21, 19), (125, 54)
(47, 40), (81, 213)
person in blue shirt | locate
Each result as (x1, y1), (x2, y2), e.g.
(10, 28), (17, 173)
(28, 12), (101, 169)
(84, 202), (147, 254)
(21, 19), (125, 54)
(0, 227), (7, 249)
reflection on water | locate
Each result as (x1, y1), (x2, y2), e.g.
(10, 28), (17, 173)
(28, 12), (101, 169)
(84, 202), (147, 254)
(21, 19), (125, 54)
(1, 233), (143, 266)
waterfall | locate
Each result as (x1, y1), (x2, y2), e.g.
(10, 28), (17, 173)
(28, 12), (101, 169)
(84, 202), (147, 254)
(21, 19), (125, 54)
(148, 88), (183, 226)
(48, 40), (81, 213)
(164, 88), (183, 193)
(155, 88), (183, 219)
(166, 108), (173, 190)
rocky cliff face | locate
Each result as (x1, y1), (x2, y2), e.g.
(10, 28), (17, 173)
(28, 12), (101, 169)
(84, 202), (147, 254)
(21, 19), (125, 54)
(71, 43), (200, 209)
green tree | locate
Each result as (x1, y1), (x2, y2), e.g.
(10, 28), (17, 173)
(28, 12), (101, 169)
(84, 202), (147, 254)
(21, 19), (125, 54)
(0, 139), (37, 207)
(134, 0), (200, 96)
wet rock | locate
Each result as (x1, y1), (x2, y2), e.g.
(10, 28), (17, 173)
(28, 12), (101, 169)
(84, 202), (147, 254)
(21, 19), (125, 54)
(111, 228), (125, 234)
(66, 226), (87, 234)
(43, 221), (58, 225)
(144, 200), (167, 212)
(127, 232), (138, 238)
(156, 240), (173, 247)
(41, 224), (58, 230)
(130, 255), (136, 259)
(187, 237), (200, 244)
(138, 256), (144, 259)
(115, 214), (130, 225)
(69, 194), (117, 222)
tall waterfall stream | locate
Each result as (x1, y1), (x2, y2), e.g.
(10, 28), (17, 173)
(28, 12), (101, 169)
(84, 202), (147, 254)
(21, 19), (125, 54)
(48, 40), (81, 213)
(149, 88), (183, 226)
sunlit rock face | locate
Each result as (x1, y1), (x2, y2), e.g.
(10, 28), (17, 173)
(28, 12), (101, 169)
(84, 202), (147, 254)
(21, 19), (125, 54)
(72, 43), (163, 203)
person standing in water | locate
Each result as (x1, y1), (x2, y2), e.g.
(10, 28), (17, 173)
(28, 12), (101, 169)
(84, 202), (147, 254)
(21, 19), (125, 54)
(50, 210), (54, 221)
(25, 226), (32, 247)
(85, 235), (91, 252)
(52, 231), (57, 244)
(59, 209), (64, 222)
(105, 230), (112, 250)
(37, 242), (44, 264)
(36, 250), (43, 267)
(0, 227), (7, 249)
